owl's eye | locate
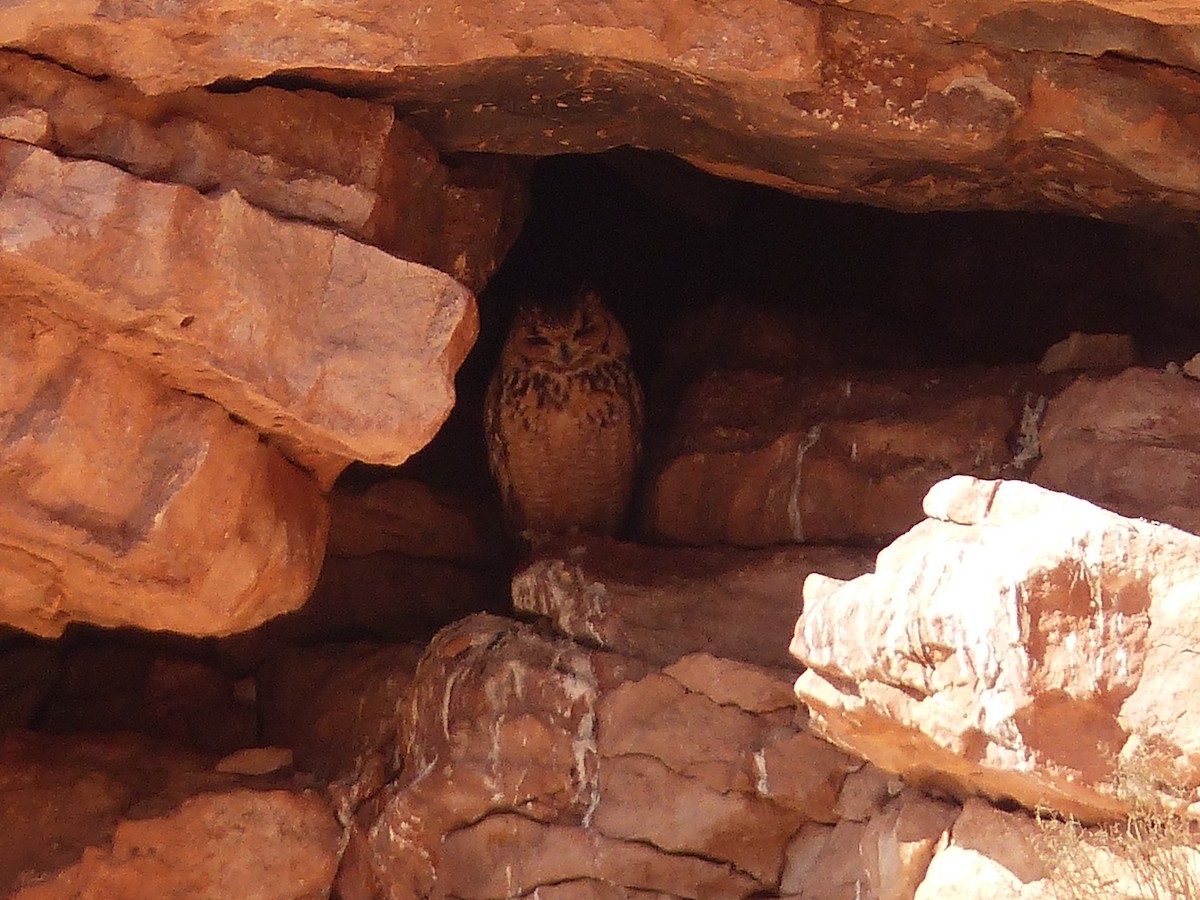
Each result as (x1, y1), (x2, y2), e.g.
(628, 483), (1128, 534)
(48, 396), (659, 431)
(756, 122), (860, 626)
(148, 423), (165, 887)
(527, 335), (551, 347)
(574, 322), (596, 339)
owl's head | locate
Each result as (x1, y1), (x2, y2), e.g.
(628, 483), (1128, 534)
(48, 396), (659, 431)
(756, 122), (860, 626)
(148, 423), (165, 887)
(507, 291), (631, 370)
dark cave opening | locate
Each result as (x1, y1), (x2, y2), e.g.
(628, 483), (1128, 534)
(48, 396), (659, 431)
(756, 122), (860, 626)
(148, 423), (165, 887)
(388, 146), (1198, 497)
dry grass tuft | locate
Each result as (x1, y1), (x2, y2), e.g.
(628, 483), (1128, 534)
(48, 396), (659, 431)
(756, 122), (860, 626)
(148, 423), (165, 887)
(1034, 748), (1200, 899)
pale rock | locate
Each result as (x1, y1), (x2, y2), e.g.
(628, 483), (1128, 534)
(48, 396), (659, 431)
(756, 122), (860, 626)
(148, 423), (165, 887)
(0, 300), (327, 638)
(0, 139), (478, 473)
(512, 535), (874, 668)
(1036, 331), (1135, 373)
(641, 368), (1060, 546)
(0, 50), (524, 291)
(913, 799), (1049, 899)
(793, 475), (1200, 822)
(861, 790), (958, 900)
(1033, 367), (1200, 534)
(214, 746), (294, 776)
(779, 820), (871, 899)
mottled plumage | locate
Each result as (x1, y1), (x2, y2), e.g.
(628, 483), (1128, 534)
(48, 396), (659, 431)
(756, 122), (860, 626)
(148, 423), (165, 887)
(485, 291), (644, 537)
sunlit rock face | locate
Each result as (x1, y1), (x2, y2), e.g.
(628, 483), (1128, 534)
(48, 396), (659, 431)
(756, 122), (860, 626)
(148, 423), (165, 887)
(6, 0), (1200, 223)
(793, 475), (1200, 824)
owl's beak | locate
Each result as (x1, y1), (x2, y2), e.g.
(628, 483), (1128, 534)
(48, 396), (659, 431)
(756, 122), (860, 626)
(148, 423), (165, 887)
(558, 343), (571, 364)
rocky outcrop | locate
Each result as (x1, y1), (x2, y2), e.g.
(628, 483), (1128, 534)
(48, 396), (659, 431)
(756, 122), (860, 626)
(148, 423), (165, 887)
(0, 50), (525, 293)
(641, 367), (1061, 547)
(1033, 367), (1200, 534)
(0, 298), (328, 638)
(351, 613), (864, 898)
(0, 139), (478, 473)
(0, 58), (500, 636)
(513, 535), (874, 669)
(0, 730), (341, 899)
(1, 1), (1199, 224)
(792, 475), (1200, 823)
(235, 479), (508, 656)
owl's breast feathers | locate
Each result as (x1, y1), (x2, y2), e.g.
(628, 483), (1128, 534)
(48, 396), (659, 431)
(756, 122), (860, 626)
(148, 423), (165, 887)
(485, 351), (644, 536)
(500, 358), (641, 432)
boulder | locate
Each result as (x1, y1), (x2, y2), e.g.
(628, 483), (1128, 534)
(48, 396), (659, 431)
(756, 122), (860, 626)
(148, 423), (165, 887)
(513, 535), (874, 668)
(641, 367), (1060, 547)
(0, 300), (327, 638)
(0, 50), (525, 291)
(1033, 367), (1200, 534)
(0, 139), (478, 474)
(792, 475), (1200, 823)
(0, 730), (341, 899)
(353, 614), (861, 898)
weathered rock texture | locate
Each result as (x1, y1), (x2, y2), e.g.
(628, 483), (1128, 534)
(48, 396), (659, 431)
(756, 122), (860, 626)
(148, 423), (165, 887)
(513, 535), (874, 669)
(0, 50), (525, 292)
(234, 479), (508, 656)
(1034, 367), (1200, 534)
(4, 0), (1200, 224)
(0, 299), (328, 638)
(793, 475), (1200, 823)
(0, 139), (478, 472)
(352, 613), (865, 898)
(641, 367), (1062, 547)
(0, 730), (341, 899)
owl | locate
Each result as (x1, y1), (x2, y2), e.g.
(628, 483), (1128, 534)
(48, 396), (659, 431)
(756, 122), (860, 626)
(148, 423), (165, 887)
(485, 291), (644, 538)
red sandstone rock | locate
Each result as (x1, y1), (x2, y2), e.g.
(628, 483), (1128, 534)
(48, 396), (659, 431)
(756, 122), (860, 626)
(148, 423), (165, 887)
(228, 478), (508, 654)
(36, 644), (256, 755)
(1036, 331), (1135, 374)
(862, 790), (959, 900)
(258, 642), (424, 782)
(0, 301), (326, 638)
(1033, 367), (1200, 534)
(513, 535), (874, 668)
(0, 139), (478, 473)
(327, 478), (503, 565)
(0, 730), (341, 899)
(2, 0), (1199, 222)
(641, 368), (1061, 547)
(0, 51), (524, 291)
(792, 475), (1200, 823)
(356, 614), (860, 898)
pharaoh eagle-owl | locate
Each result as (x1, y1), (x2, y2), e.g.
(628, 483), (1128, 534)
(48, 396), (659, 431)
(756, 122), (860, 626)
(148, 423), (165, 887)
(485, 291), (644, 538)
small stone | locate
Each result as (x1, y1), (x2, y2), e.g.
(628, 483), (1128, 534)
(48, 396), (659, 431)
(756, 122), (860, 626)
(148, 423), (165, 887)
(214, 747), (294, 776)
(1183, 353), (1200, 380)
(1037, 331), (1135, 374)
